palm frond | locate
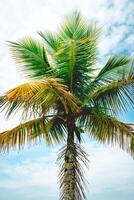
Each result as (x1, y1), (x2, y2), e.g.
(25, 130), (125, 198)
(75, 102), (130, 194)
(0, 117), (45, 152)
(96, 56), (131, 81)
(8, 37), (53, 79)
(45, 12), (101, 100)
(89, 66), (134, 115)
(0, 78), (79, 119)
(38, 31), (62, 53)
(78, 107), (134, 157)
(88, 56), (132, 97)
(39, 12), (101, 99)
(59, 11), (100, 40)
(43, 115), (67, 144)
(0, 115), (68, 152)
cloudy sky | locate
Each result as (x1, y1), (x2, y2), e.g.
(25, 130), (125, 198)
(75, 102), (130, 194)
(0, 0), (134, 200)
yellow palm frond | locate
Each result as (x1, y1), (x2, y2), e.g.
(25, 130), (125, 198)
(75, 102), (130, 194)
(0, 116), (66, 152)
(0, 78), (79, 118)
(0, 118), (45, 152)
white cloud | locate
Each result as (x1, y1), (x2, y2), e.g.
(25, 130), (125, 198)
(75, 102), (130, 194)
(87, 145), (134, 194)
(0, 159), (57, 189)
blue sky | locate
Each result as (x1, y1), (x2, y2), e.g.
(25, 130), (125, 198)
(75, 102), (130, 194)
(0, 0), (134, 200)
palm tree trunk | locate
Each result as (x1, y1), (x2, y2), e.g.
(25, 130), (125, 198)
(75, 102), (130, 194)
(58, 115), (88, 200)
(63, 117), (76, 200)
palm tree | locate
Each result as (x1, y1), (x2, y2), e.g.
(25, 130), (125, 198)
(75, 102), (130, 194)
(0, 11), (134, 200)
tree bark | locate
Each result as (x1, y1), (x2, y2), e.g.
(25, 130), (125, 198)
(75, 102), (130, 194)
(63, 116), (76, 200)
(59, 114), (87, 200)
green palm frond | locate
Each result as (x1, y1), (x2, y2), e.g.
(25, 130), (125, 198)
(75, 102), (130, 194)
(43, 116), (67, 143)
(88, 56), (132, 94)
(78, 107), (134, 156)
(38, 31), (62, 53)
(96, 56), (131, 81)
(39, 12), (101, 99)
(44, 12), (101, 100)
(9, 37), (53, 79)
(89, 66), (134, 115)
(59, 11), (100, 40)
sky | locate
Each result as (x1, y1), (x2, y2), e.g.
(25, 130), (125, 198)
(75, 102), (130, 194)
(0, 0), (134, 200)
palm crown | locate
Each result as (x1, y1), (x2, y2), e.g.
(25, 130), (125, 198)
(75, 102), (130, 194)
(0, 11), (134, 200)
